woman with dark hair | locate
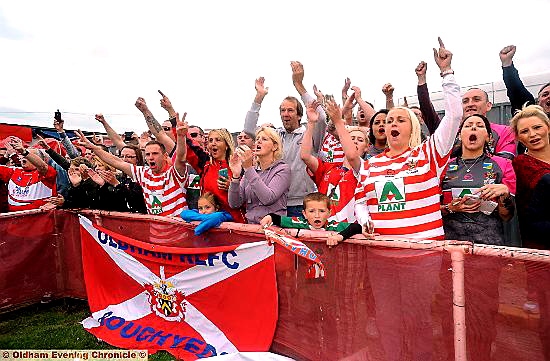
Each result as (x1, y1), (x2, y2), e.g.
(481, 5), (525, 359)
(364, 109), (388, 159)
(109, 145), (147, 213)
(439, 113), (516, 361)
(441, 113), (516, 244)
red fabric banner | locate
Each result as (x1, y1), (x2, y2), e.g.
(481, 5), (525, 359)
(78, 215), (278, 360)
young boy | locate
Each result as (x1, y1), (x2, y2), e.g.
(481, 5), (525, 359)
(260, 192), (362, 246)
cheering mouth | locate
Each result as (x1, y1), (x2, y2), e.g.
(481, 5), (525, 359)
(390, 130), (400, 137)
(469, 134), (477, 142)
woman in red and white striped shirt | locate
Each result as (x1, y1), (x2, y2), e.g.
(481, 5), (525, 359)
(343, 38), (463, 361)
(354, 40), (462, 240)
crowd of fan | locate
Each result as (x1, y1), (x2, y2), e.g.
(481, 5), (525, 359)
(1, 40), (549, 251)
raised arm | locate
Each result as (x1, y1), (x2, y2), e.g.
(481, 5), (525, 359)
(291, 61), (327, 151)
(326, 97), (361, 172)
(352, 86), (375, 124)
(243, 77), (269, 137)
(135, 97), (176, 152)
(53, 118), (80, 158)
(415, 61), (441, 134)
(432, 37), (463, 156)
(9, 137), (49, 176)
(76, 130), (132, 177)
(95, 114), (125, 151)
(341, 77), (351, 106)
(300, 101), (322, 173)
(500, 45), (536, 116)
(173, 112), (188, 177)
(159, 90), (177, 119)
(382, 83), (395, 109)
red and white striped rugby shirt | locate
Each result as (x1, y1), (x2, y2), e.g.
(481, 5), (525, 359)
(354, 74), (462, 240)
(319, 132), (345, 165)
(0, 165), (57, 212)
(131, 165), (188, 217)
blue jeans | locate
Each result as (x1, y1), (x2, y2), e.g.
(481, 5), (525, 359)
(286, 205), (303, 218)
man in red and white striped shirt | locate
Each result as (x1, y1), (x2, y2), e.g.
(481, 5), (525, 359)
(77, 107), (189, 217)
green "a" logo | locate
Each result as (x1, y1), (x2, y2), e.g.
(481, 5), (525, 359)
(151, 195), (163, 215)
(379, 181), (405, 202)
(457, 189), (473, 198)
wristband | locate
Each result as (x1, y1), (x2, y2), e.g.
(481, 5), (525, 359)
(169, 117), (177, 127)
(231, 176), (241, 181)
(440, 69), (454, 77)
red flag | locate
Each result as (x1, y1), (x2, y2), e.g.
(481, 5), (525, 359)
(263, 227), (325, 279)
(79, 216), (277, 360)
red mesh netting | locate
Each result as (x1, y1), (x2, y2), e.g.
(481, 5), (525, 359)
(1, 210), (549, 360)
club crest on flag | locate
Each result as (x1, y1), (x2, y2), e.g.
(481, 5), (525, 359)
(144, 271), (187, 322)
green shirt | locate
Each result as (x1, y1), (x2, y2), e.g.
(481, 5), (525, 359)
(277, 216), (350, 232)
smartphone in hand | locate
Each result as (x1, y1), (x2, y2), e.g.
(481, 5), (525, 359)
(218, 168), (228, 180)
(463, 194), (480, 206)
(54, 109), (62, 121)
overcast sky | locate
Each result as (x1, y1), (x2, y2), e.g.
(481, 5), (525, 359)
(1, 0), (549, 134)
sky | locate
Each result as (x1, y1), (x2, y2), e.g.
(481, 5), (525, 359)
(0, 0), (549, 135)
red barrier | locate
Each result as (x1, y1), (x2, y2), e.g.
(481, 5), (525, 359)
(1, 210), (549, 360)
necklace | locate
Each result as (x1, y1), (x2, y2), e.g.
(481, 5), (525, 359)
(460, 155), (482, 173)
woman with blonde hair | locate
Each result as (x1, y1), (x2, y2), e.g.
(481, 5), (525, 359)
(510, 105), (550, 247)
(344, 39), (463, 361)
(228, 126), (291, 224)
(186, 127), (246, 223)
(510, 104), (550, 359)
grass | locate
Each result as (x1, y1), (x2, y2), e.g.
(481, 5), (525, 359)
(0, 298), (176, 360)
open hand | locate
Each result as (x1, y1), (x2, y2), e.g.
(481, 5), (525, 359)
(87, 168), (105, 186)
(306, 100), (321, 123)
(255, 77), (269, 97)
(325, 99), (343, 125)
(290, 61), (304, 85)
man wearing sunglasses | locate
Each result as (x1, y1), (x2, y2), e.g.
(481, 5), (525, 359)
(187, 125), (206, 150)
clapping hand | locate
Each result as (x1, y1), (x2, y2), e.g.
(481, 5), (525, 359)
(306, 100), (321, 123)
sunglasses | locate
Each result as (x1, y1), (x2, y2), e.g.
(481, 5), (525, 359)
(162, 127), (171, 131)
(189, 132), (201, 138)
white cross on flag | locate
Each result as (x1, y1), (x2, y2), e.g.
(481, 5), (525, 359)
(79, 216), (278, 360)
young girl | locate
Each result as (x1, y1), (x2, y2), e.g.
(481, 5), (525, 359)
(180, 192), (233, 235)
